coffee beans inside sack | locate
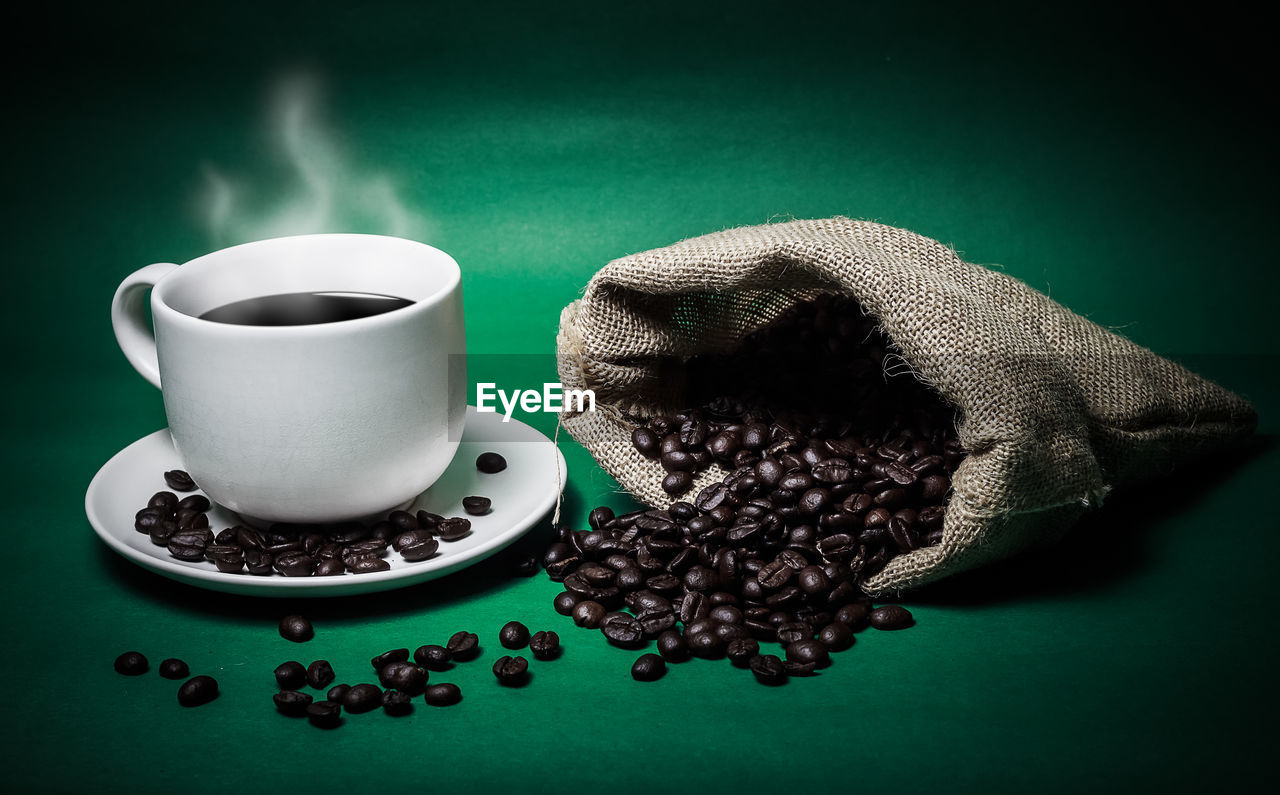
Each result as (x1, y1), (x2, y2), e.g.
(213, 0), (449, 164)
(556, 217), (1256, 596)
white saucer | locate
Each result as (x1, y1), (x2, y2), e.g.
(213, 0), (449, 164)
(85, 407), (566, 597)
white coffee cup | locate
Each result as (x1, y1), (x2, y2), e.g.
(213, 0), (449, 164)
(111, 233), (466, 523)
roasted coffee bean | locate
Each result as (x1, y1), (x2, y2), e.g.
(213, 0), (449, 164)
(400, 533), (442, 561)
(757, 559), (793, 590)
(167, 533), (208, 562)
(660, 450), (696, 472)
(492, 655), (529, 686)
(709, 604), (743, 625)
(348, 556), (391, 574)
(727, 637), (761, 667)
(157, 658), (189, 680)
(163, 470), (197, 492)
(176, 494), (210, 513)
(462, 496), (492, 516)
(884, 461), (918, 485)
(921, 474), (951, 501)
(578, 562), (616, 586)
(529, 630), (560, 660)
(177, 675), (218, 707)
(279, 615), (314, 643)
(413, 644), (452, 671)
(500, 621), (531, 649)
(645, 574), (681, 595)
(134, 507), (164, 534)
(306, 700), (342, 728)
(343, 683), (383, 713)
(889, 516), (917, 552)
(306, 660), (335, 690)
(475, 452), (507, 473)
(655, 630), (690, 662)
(776, 622), (812, 645)
(327, 684), (351, 703)
(438, 518), (472, 541)
(745, 620), (778, 642)
(382, 689), (413, 716)
(786, 639), (830, 668)
(616, 566), (646, 591)
(314, 559), (345, 576)
(782, 660), (817, 677)
(811, 458), (853, 484)
(602, 616), (645, 648)
(588, 506), (616, 530)
(572, 600), (606, 628)
(632, 427), (661, 458)
(114, 651), (148, 675)
(344, 538), (389, 558)
(274, 551), (318, 577)
(175, 509), (209, 530)
(687, 631), (726, 659)
(148, 491), (179, 513)
(796, 565), (831, 596)
(416, 511), (444, 531)
(765, 586), (803, 608)
(387, 510), (417, 533)
(637, 609), (676, 636)
(379, 661), (428, 696)
(244, 550), (274, 575)
(446, 631), (480, 660)
(274, 690), (313, 717)
(369, 649), (409, 670)
(662, 471), (693, 494)
(553, 591), (579, 616)
(749, 654), (786, 685)
(631, 653), (667, 682)
(424, 683), (462, 706)
(818, 622), (855, 651)
(869, 605), (914, 630)
(274, 661), (306, 690)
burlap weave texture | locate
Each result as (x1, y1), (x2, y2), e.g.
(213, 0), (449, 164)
(556, 218), (1256, 595)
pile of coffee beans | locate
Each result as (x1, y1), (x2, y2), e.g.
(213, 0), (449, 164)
(264, 615), (560, 728)
(132, 452), (508, 577)
(546, 296), (955, 683)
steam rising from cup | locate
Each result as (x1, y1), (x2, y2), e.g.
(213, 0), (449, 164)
(198, 73), (426, 246)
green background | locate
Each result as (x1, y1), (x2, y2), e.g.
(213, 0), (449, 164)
(2, 1), (1275, 792)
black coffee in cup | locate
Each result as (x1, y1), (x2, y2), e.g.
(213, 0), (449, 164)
(198, 291), (414, 326)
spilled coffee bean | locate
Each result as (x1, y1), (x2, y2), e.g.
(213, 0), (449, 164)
(278, 615), (314, 643)
(274, 661), (306, 690)
(631, 653), (666, 682)
(274, 690), (313, 717)
(528, 630), (560, 660)
(177, 675), (218, 707)
(462, 496), (491, 516)
(476, 452), (507, 473)
(492, 655), (529, 686)
(114, 651), (148, 676)
(543, 297), (943, 685)
(424, 683), (462, 706)
(499, 621), (530, 649)
(158, 658), (189, 680)
(445, 631), (480, 661)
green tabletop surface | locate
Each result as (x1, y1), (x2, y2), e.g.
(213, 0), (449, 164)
(3, 1), (1276, 793)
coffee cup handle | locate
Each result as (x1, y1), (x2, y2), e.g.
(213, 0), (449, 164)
(111, 262), (179, 389)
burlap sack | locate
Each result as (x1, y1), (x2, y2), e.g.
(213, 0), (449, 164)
(555, 217), (1257, 596)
